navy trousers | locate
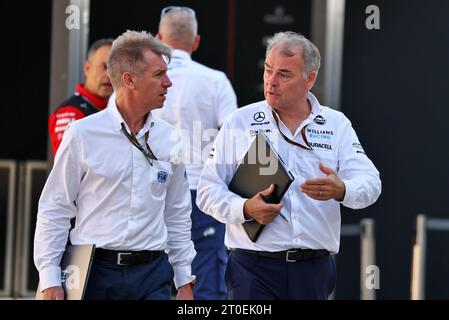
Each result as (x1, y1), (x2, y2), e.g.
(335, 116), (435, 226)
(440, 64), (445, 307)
(84, 252), (173, 300)
(225, 250), (336, 300)
(191, 190), (228, 300)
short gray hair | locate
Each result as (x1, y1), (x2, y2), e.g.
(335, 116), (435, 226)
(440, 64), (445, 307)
(266, 31), (321, 80)
(107, 30), (172, 89)
(159, 10), (198, 46)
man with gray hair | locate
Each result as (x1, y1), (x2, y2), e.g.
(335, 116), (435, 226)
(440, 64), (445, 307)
(153, 6), (237, 300)
(34, 30), (196, 300)
(197, 31), (381, 299)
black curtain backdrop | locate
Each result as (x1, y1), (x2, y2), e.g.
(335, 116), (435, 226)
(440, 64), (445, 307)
(0, 0), (52, 160)
(340, 0), (449, 299)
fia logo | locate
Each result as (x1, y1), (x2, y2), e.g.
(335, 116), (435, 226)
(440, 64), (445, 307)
(157, 170), (168, 183)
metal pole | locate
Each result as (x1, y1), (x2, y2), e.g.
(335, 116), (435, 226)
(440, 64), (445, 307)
(310, 0), (346, 109)
(48, 0), (90, 164)
(411, 214), (427, 300)
(360, 219), (376, 300)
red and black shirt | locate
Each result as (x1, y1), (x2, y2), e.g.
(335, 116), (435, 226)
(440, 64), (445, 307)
(48, 84), (108, 156)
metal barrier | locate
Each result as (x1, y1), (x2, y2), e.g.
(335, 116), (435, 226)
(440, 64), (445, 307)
(336, 219), (377, 300)
(14, 161), (49, 297)
(0, 160), (17, 297)
(410, 214), (449, 300)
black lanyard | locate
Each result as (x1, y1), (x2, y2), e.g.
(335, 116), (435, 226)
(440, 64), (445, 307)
(271, 110), (313, 151)
(121, 123), (158, 165)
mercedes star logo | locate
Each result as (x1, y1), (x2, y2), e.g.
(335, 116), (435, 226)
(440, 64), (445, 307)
(253, 112), (266, 122)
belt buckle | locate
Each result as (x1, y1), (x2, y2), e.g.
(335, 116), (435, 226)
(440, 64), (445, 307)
(117, 252), (132, 265)
(286, 250), (298, 262)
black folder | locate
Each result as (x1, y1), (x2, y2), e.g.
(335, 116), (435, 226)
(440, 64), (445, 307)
(228, 133), (294, 242)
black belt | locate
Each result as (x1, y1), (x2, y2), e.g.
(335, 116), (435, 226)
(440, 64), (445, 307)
(230, 248), (329, 262)
(95, 248), (163, 266)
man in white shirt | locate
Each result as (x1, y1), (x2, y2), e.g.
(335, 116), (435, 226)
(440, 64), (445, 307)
(153, 6), (237, 300)
(34, 30), (196, 300)
(197, 31), (382, 299)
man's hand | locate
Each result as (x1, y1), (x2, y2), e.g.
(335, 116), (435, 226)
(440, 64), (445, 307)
(243, 184), (283, 225)
(42, 286), (64, 300)
(300, 163), (346, 201)
(176, 283), (194, 300)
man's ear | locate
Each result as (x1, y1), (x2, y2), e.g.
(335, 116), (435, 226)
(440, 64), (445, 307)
(83, 60), (91, 78)
(122, 72), (135, 89)
(192, 35), (201, 53)
(306, 71), (317, 91)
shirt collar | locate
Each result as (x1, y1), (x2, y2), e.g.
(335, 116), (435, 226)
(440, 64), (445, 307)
(107, 97), (154, 136)
(171, 49), (192, 62)
(307, 91), (322, 115)
(76, 83), (108, 110)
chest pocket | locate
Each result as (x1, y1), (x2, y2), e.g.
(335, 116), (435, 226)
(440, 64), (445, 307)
(289, 147), (338, 181)
(149, 160), (174, 198)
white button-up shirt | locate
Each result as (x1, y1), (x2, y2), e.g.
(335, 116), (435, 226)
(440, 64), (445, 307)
(34, 99), (196, 291)
(196, 92), (381, 253)
(152, 49), (237, 190)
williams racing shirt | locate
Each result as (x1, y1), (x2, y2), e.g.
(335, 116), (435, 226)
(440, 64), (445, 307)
(196, 92), (381, 253)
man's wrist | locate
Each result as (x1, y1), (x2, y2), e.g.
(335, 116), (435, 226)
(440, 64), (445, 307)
(335, 180), (346, 202)
(243, 200), (253, 221)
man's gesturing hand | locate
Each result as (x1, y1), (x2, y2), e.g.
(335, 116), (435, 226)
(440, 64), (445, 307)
(300, 163), (346, 201)
(243, 184), (283, 225)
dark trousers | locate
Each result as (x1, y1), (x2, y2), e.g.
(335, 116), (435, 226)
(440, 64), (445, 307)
(84, 252), (173, 300)
(191, 190), (228, 300)
(225, 250), (336, 300)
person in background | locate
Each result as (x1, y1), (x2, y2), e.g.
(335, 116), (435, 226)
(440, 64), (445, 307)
(48, 38), (114, 156)
(153, 6), (238, 300)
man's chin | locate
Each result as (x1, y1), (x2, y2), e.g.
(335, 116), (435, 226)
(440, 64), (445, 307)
(266, 97), (279, 108)
(150, 104), (164, 111)
(99, 90), (113, 99)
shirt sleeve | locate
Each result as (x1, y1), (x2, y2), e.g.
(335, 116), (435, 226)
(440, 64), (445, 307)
(34, 124), (84, 291)
(196, 118), (248, 225)
(337, 117), (382, 209)
(163, 143), (196, 289)
(215, 73), (238, 127)
(49, 106), (86, 157)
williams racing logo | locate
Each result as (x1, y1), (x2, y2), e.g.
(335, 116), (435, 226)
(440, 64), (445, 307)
(307, 128), (333, 150)
(313, 115), (326, 125)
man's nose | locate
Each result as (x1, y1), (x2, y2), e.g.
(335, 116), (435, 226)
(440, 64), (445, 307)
(266, 76), (278, 87)
(163, 75), (172, 88)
